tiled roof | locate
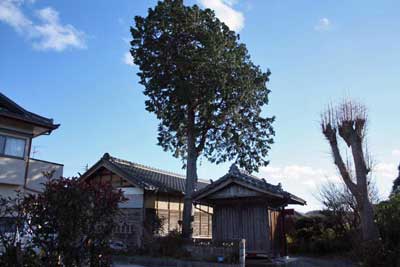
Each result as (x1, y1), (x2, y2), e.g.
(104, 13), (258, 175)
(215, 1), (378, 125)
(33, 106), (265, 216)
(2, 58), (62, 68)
(0, 92), (59, 130)
(102, 153), (209, 194)
(194, 164), (306, 205)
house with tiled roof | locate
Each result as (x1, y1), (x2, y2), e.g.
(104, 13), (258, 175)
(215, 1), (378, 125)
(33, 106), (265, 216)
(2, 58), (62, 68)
(79, 153), (213, 247)
(0, 92), (63, 197)
(194, 164), (305, 255)
(80, 153), (306, 254)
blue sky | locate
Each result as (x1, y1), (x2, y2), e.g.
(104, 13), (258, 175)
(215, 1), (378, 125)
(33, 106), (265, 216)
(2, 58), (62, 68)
(1, 0), (399, 211)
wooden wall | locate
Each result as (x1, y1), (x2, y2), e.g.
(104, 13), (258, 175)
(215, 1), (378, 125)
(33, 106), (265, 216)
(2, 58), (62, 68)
(193, 205), (212, 237)
(84, 168), (212, 245)
(86, 167), (132, 188)
(113, 208), (143, 247)
(147, 192), (212, 238)
(268, 209), (282, 256)
(212, 204), (270, 253)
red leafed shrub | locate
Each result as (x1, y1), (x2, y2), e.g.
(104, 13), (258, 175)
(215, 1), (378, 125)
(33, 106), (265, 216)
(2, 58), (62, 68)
(20, 177), (125, 267)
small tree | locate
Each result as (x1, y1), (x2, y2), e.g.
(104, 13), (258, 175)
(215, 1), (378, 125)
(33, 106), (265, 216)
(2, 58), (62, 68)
(23, 177), (124, 266)
(130, 0), (274, 238)
(321, 100), (379, 241)
(317, 179), (379, 233)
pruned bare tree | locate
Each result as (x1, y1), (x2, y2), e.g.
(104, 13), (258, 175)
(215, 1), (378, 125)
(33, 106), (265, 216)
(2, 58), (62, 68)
(317, 178), (379, 232)
(321, 100), (379, 241)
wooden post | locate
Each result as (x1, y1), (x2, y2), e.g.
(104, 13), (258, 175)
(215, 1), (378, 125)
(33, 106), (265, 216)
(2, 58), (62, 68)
(239, 239), (246, 267)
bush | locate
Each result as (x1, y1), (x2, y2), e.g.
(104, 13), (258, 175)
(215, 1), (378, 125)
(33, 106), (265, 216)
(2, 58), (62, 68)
(373, 194), (400, 267)
(0, 177), (125, 267)
(142, 230), (190, 259)
(288, 213), (353, 255)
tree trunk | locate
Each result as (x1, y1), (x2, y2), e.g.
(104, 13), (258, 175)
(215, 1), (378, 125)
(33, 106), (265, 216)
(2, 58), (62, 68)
(182, 109), (198, 239)
(350, 138), (380, 241)
(359, 195), (380, 241)
(326, 133), (379, 242)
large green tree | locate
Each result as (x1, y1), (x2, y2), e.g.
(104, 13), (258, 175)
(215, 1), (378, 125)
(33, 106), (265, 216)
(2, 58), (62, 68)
(130, 0), (274, 238)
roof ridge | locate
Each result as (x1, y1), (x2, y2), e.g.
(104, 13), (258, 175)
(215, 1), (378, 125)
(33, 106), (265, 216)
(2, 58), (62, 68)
(106, 154), (209, 183)
(0, 92), (58, 127)
(229, 164), (283, 191)
(0, 92), (26, 114)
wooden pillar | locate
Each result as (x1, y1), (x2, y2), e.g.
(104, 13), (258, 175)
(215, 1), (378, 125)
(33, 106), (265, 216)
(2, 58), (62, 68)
(239, 239), (246, 267)
(280, 208), (288, 257)
(167, 196), (171, 232)
(207, 205), (210, 236)
(199, 205), (202, 236)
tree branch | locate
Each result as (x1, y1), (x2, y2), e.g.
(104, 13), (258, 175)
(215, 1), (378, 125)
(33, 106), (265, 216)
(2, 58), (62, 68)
(322, 123), (358, 197)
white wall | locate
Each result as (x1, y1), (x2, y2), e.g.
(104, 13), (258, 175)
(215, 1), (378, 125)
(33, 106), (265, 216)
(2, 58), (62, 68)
(0, 156), (26, 185)
(0, 184), (21, 198)
(27, 159), (63, 192)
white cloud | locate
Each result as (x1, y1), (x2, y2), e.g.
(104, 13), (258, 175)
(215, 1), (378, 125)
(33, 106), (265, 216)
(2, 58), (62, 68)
(372, 162), (397, 179)
(123, 51), (133, 66)
(314, 17), (331, 32)
(0, 0), (32, 32)
(0, 0), (86, 51)
(371, 162), (398, 198)
(198, 0), (244, 32)
(259, 164), (340, 212)
(33, 7), (85, 51)
(260, 164), (339, 188)
(258, 161), (399, 212)
(392, 149), (400, 157)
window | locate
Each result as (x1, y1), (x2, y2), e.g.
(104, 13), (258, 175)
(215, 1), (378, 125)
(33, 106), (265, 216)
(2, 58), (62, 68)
(0, 135), (26, 158)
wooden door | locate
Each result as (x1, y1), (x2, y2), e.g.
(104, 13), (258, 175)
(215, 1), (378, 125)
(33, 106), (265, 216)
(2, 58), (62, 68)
(212, 204), (270, 253)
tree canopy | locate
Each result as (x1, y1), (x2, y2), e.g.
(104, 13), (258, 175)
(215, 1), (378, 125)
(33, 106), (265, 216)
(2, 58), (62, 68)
(130, 0), (274, 173)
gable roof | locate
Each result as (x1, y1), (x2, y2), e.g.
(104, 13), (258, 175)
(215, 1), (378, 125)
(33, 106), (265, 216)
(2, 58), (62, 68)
(0, 93), (59, 134)
(194, 164), (306, 205)
(80, 153), (209, 194)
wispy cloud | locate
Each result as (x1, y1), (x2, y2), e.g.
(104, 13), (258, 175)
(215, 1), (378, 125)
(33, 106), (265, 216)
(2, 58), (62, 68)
(392, 149), (400, 157)
(123, 51), (133, 66)
(259, 164), (340, 211)
(260, 164), (339, 189)
(314, 17), (331, 32)
(259, 161), (398, 211)
(0, 0), (32, 31)
(0, 0), (86, 51)
(198, 0), (244, 32)
(372, 162), (397, 180)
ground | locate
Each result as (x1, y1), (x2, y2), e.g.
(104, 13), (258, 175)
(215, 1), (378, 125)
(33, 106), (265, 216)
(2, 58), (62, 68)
(113, 256), (355, 267)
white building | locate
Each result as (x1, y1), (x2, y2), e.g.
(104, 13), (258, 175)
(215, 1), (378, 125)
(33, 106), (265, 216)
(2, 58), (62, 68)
(0, 93), (63, 197)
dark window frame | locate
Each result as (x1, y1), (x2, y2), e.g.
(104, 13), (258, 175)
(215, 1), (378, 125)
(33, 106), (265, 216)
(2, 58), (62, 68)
(0, 134), (27, 159)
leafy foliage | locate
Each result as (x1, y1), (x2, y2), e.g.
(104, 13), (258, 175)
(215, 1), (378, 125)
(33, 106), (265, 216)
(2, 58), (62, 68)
(129, 0), (274, 172)
(0, 178), (125, 267)
(141, 229), (190, 259)
(374, 194), (400, 267)
(288, 214), (353, 255)
(0, 192), (38, 266)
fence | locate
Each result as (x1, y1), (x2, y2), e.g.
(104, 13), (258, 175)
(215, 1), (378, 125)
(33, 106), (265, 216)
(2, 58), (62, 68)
(185, 238), (245, 266)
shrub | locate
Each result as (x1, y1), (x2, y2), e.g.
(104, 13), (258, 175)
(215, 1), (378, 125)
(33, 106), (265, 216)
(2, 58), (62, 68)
(0, 177), (125, 267)
(288, 213), (353, 255)
(374, 194), (400, 267)
(142, 229), (190, 259)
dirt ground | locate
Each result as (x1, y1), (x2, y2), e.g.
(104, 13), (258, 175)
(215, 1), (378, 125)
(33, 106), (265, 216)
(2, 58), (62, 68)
(113, 256), (356, 267)
(247, 256), (355, 267)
